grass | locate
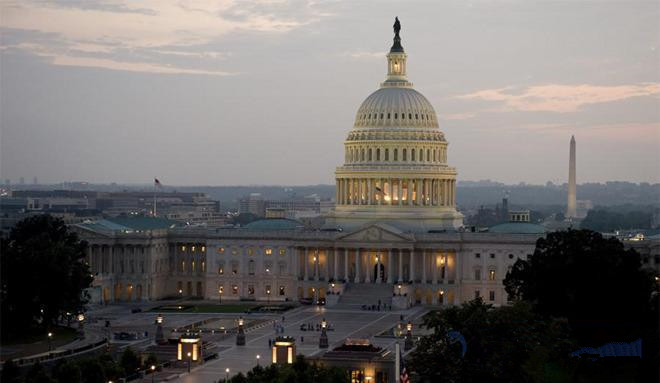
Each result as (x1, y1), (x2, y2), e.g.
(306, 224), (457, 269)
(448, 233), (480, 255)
(1, 326), (79, 361)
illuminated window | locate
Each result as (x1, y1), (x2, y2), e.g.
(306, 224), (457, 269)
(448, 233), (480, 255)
(201, 261), (205, 273)
(218, 266), (224, 275)
(181, 246), (186, 252)
(231, 249), (238, 256)
(247, 248), (254, 256)
(192, 261), (195, 272)
(248, 285), (255, 295)
(489, 270), (496, 280)
(265, 248), (273, 255)
(279, 286), (285, 296)
(201, 246), (206, 252)
(181, 261), (186, 272)
(191, 246), (196, 252)
(218, 247), (225, 254)
(232, 285), (238, 295)
(279, 249), (286, 256)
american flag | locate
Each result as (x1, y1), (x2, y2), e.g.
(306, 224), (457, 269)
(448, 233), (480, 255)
(400, 348), (409, 383)
(154, 178), (163, 188)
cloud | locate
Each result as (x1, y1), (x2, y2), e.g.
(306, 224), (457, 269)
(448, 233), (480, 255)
(456, 83), (660, 113)
(0, 0), (327, 74)
(342, 51), (383, 60)
(51, 55), (234, 76)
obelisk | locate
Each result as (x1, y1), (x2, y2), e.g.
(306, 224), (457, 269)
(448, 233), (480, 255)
(566, 135), (577, 218)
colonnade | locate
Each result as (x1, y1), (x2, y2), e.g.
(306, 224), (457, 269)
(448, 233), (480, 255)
(336, 177), (455, 207)
(298, 247), (457, 285)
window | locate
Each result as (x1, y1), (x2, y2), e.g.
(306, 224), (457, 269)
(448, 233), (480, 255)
(265, 285), (271, 295)
(191, 260), (195, 272)
(474, 290), (481, 299)
(385, 148), (389, 160)
(248, 260), (256, 275)
(231, 248), (238, 256)
(201, 261), (205, 273)
(181, 245), (186, 252)
(218, 265), (224, 275)
(394, 148), (398, 161)
(508, 254), (514, 259)
(475, 253), (481, 258)
(265, 248), (273, 255)
(279, 248), (286, 256)
(411, 149), (416, 161)
(387, 113), (390, 119)
(181, 261), (186, 272)
(279, 286), (285, 296)
(490, 253), (495, 259)
(415, 114), (419, 119)
(351, 370), (365, 383)
(232, 285), (238, 295)
(218, 247), (225, 254)
(489, 270), (496, 280)
(248, 285), (255, 295)
(474, 268), (481, 280)
(231, 262), (238, 275)
(247, 248), (254, 256)
(403, 149), (407, 161)
(409, 113), (412, 119)
(376, 148), (380, 160)
(394, 113), (398, 119)
(201, 246), (206, 252)
(368, 148), (372, 161)
(191, 246), (196, 252)
(489, 291), (495, 301)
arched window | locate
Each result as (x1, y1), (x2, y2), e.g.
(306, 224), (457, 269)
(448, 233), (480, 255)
(394, 113), (398, 119)
(403, 148), (407, 161)
(394, 148), (398, 161)
(402, 113), (405, 120)
(409, 113), (412, 119)
(412, 149), (416, 161)
(376, 148), (380, 161)
(433, 149), (437, 162)
(415, 114), (419, 119)
(360, 148), (365, 161)
(427, 149), (430, 162)
(385, 148), (389, 160)
(248, 260), (256, 275)
(387, 113), (391, 119)
(368, 148), (372, 161)
(380, 113), (384, 119)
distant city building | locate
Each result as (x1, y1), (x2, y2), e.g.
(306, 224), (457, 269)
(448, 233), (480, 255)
(567, 135), (577, 218)
(508, 210), (530, 223)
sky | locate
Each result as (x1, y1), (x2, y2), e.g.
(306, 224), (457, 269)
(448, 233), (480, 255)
(1, 0), (659, 186)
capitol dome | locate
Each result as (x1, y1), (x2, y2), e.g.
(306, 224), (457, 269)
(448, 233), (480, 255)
(328, 18), (464, 232)
(354, 87), (439, 130)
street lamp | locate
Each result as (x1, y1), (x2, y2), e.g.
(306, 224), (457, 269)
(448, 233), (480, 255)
(266, 289), (271, 304)
(225, 368), (230, 382)
(397, 284), (402, 296)
(404, 321), (413, 350)
(319, 318), (328, 348)
(256, 354), (260, 366)
(218, 287), (223, 303)
(187, 351), (192, 373)
(150, 365), (156, 383)
(47, 332), (53, 351)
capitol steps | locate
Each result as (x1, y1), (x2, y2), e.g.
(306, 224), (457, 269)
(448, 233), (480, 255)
(334, 283), (394, 309)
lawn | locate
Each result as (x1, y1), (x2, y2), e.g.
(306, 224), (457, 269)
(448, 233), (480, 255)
(0, 326), (79, 361)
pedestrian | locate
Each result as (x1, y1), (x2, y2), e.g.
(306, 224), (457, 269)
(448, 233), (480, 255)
(268, 339), (272, 348)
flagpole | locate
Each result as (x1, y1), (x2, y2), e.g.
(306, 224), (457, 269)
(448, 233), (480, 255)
(396, 341), (400, 383)
(153, 178), (157, 217)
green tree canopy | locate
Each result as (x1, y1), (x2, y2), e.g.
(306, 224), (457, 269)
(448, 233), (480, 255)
(504, 229), (657, 344)
(1, 215), (93, 336)
(408, 299), (574, 383)
(227, 355), (348, 383)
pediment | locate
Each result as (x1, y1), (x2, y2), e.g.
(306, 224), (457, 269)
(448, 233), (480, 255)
(337, 223), (412, 243)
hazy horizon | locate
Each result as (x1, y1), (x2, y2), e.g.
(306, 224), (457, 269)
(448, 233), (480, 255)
(2, 1), (659, 186)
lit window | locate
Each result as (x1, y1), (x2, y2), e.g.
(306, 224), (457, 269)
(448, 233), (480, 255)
(218, 267), (224, 275)
(191, 246), (196, 252)
(218, 247), (225, 254)
(489, 270), (496, 280)
(247, 248), (254, 256)
(182, 261), (186, 272)
(232, 249), (238, 256)
(279, 286), (285, 296)
(279, 249), (286, 256)
(201, 261), (205, 273)
(265, 248), (273, 255)
(181, 246), (186, 252)
(201, 246), (206, 252)
(192, 261), (195, 272)
(232, 285), (238, 295)
(248, 285), (255, 295)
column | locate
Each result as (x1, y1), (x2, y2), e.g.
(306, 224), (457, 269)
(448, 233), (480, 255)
(410, 249), (415, 283)
(335, 179), (339, 204)
(365, 250), (371, 283)
(303, 248), (309, 281)
(376, 252), (381, 283)
(354, 249), (361, 283)
(443, 253), (448, 285)
(333, 248), (338, 280)
(368, 178), (372, 205)
(444, 180), (449, 206)
(422, 249), (427, 284)
(407, 179), (413, 205)
(452, 180), (456, 206)
(377, 178), (383, 205)
(397, 179), (403, 205)
(387, 249), (393, 283)
(314, 249), (319, 281)
(344, 248), (349, 282)
(398, 249), (403, 283)
(416, 179), (422, 205)
(432, 251), (438, 284)
(388, 178), (392, 205)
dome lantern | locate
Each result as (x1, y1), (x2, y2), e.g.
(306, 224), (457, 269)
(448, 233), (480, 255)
(383, 17), (412, 88)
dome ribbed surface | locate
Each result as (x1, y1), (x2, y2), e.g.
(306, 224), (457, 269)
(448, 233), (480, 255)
(354, 87), (438, 129)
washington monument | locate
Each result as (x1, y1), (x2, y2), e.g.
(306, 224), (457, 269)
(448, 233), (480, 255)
(567, 135), (577, 218)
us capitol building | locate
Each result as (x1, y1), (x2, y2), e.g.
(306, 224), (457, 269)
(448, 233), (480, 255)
(74, 24), (568, 308)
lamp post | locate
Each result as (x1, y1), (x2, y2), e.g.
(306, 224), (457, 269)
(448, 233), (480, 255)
(236, 316), (246, 345)
(404, 321), (413, 350)
(187, 351), (192, 373)
(150, 365), (156, 383)
(319, 318), (328, 348)
(397, 284), (402, 296)
(256, 354), (260, 366)
(219, 288), (223, 303)
(155, 314), (164, 344)
(225, 368), (230, 382)
(47, 332), (53, 351)
(77, 313), (85, 337)
(266, 288), (271, 304)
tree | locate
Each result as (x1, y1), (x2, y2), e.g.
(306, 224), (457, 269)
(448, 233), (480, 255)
(53, 360), (82, 383)
(227, 355), (348, 383)
(119, 347), (141, 377)
(408, 299), (574, 383)
(78, 358), (106, 383)
(1, 215), (93, 336)
(1, 359), (21, 383)
(504, 229), (657, 344)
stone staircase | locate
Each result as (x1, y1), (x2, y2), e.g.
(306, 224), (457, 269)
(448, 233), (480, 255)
(334, 283), (393, 309)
